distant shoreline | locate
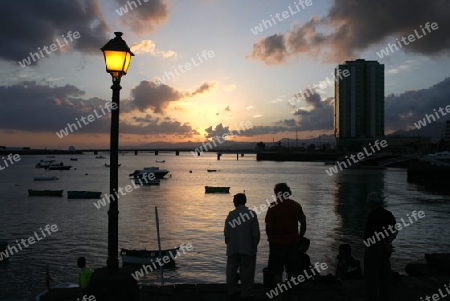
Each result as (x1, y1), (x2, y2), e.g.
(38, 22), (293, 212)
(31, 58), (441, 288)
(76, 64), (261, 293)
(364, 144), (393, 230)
(0, 149), (83, 155)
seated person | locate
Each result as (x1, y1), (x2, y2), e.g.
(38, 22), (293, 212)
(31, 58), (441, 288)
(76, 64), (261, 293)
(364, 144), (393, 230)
(77, 257), (94, 288)
(335, 244), (363, 280)
(297, 237), (321, 279)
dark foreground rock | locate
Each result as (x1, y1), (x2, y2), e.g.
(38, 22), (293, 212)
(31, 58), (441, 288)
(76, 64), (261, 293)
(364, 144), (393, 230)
(39, 275), (450, 301)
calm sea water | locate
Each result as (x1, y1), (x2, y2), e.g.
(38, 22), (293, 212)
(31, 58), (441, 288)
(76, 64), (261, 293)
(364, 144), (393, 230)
(1, 152), (449, 300)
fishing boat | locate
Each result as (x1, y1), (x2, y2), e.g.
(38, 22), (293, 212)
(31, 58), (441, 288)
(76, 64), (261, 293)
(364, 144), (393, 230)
(34, 176), (59, 181)
(35, 160), (55, 168)
(120, 247), (180, 265)
(129, 167), (170, 179)
(67, 191), (102, 199)
(132, 178), (161, 185)
(205, 186), (230, 193)
(35, 283), (79, 301)
(46, 165), (72, 170)
(28, 189), (63, 197)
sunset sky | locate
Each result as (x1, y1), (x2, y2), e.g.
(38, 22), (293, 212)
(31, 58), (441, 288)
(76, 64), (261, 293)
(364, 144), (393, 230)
(0, 0), (449, 149)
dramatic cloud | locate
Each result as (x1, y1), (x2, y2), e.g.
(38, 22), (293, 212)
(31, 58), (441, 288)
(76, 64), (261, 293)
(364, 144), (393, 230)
(122, 114), (198, 137)
(129, 80), (217, 113)
(0, 0), (109, 64)
(0, 81), (198, 138)
(114, 0), (169, 35)
(294, 92), (334, 131)
(249, 0), (450, 64)
(204, 123), (232, 139)
(247, 34), (288, 65)
(130, 40), (177, 58)
(0, 81), (109, 132)
(385, 77), (450, 131)
(239, 125), (294, 136)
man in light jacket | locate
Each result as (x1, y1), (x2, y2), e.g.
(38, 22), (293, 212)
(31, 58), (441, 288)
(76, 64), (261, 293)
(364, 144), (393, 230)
(224, 193), (260, 300)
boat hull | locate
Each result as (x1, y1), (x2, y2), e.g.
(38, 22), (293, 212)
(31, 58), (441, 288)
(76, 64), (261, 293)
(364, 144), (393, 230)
(132, 178), (160, 185)
(46, 166), (72, 170)
(205, 186), (230, 193)
(120, 248), (179, 265)
(34, 176), (59, 181)
(67, 191), (102, 199)
(129, 167), (169, 179)
(28, 189), (63, 197)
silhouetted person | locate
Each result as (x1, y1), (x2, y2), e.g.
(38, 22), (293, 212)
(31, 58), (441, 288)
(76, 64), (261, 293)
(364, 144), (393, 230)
(297, 237), (320, 279)
(77, 257), (93, 288)
(265, 183), (306, 287)
(335, 244), (362, 280)
(364, 192), (397, 301)
(224, 193), (260, 300)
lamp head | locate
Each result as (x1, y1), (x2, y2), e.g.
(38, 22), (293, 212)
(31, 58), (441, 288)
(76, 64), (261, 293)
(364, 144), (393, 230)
(101, 32), (134, 78)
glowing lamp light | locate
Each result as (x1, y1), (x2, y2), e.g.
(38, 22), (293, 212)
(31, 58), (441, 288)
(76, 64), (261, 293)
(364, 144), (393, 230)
(101, 32), (134, 78)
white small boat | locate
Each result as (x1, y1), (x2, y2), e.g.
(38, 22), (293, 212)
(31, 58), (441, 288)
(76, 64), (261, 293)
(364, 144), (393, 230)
(35, 283), (79, 301)
(34, 176), (59, 181)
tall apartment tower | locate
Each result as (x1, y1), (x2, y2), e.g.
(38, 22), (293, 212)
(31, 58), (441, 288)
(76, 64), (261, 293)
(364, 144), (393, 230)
(334, 59), (385, 141)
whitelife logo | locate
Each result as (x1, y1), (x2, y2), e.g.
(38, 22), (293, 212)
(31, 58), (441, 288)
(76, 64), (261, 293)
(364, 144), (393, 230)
(376, 22), (438, 58)
(0, 224), (59, 262)
(363, 210), (425, 247)
(250, 0), (313, 35)
(413, 105), (450, 129)
(325, 140), (388, 176)
(18, 31), (80, 67)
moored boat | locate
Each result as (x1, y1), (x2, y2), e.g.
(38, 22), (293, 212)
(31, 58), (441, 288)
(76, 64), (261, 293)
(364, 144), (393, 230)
(205, 186), (230, 193)
(70, 158), (78, 161)
(120, 247), (179, 265)
(35, 283), (79, 301)
(35, 160), (55, 168)
(155, 160), (165, 163)
(67, 191), (102, 199)
(28, 189), (63, 197)
(34, 176), (59, 181)
(132, 178), (161, 185)
(207, 169), (218, 172)
(129, 167), (169, 179)
(46, 165), (72, 170)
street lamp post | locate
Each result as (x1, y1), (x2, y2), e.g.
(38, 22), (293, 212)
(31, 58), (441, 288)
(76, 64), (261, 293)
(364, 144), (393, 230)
(100, 32), (134, 272)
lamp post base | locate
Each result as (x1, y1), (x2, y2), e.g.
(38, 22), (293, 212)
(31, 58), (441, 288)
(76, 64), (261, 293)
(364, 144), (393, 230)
(87, 267), (139, 301)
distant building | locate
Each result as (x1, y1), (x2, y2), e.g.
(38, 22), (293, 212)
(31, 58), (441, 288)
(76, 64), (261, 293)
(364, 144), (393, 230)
(334, 59), (385, 147)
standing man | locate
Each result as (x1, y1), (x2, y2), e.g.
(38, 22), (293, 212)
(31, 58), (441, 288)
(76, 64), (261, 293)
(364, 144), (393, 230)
(224, 193), (260, 300)
(364, 192), (397, 301)
(265, 183), (307, 287)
